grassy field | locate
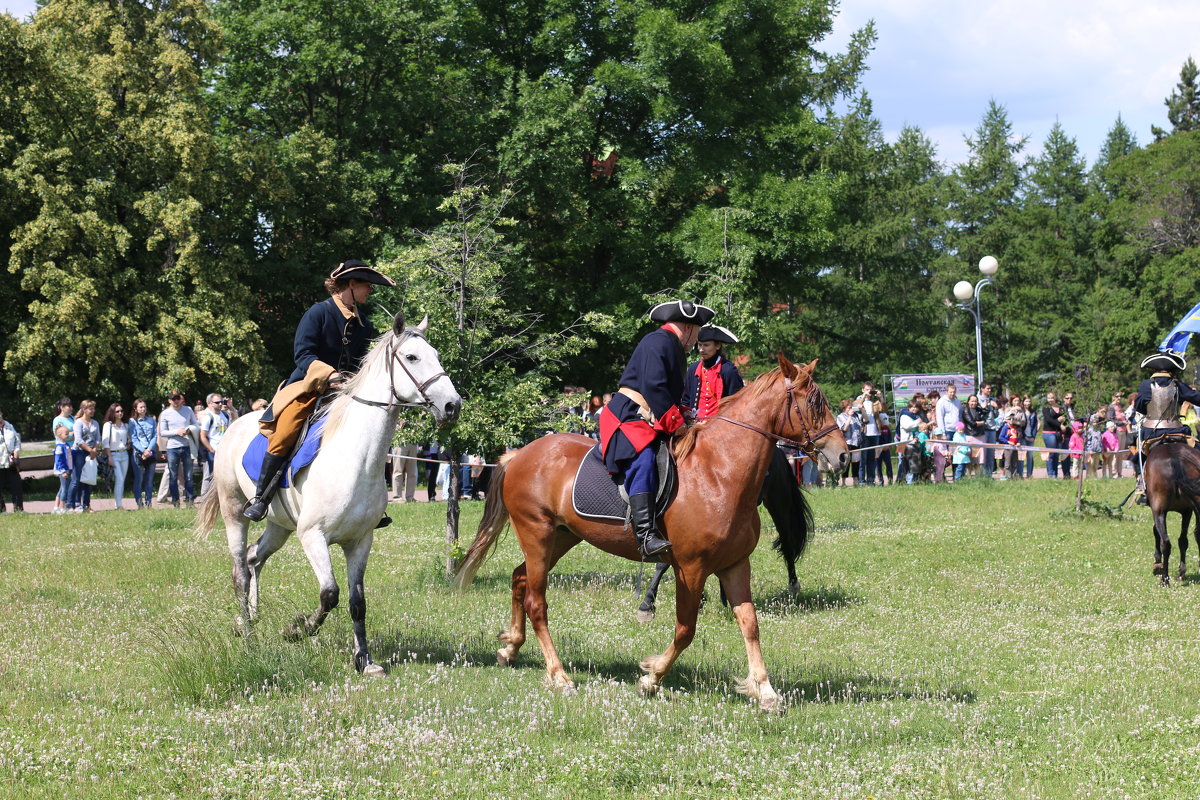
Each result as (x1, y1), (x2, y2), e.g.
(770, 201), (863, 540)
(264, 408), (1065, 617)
(0, 478), (1194, 799)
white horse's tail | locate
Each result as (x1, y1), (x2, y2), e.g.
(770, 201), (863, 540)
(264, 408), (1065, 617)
(452, 457), (511, 591)
(194, 484), (221, 540)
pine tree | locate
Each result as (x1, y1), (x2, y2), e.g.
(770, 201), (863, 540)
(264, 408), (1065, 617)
(1152, 56), (1200, 140)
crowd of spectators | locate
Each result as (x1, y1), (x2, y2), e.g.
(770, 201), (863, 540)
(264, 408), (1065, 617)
(831, 383), (1150, 486)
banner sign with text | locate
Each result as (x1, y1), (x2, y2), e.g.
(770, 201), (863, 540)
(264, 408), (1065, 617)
(888, 373), (975, 410)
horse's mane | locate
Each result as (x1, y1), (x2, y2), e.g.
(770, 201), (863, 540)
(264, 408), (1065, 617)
(673, 368), (785, 463)
(318, 329), (415, 441)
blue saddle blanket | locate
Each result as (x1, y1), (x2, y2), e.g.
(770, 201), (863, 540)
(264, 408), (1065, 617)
(242, 417), (326, 488)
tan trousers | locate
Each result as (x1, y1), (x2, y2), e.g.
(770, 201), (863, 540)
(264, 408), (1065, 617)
(265, 393), (319, 457)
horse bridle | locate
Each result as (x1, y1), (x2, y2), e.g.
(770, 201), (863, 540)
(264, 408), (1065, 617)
(700, 373), (839, 458)
(349, 333), (448, 412)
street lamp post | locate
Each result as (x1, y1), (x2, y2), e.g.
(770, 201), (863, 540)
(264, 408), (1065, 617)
(951, 256), (999, 391)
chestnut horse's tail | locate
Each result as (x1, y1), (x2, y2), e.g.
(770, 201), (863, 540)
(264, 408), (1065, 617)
(452, 455), (512, 590)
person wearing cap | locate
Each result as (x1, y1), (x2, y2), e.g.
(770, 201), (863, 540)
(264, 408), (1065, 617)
(244, 259), (396, 521)
(598, 300), (714, 560)
(681, 325), (744, 421)
(1134, 351), (1200, 444)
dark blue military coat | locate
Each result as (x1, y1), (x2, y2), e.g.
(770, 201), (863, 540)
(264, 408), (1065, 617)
(598, 327), (688, 471)
(287, 298), (377, 385)
(682, 355), (744, 413)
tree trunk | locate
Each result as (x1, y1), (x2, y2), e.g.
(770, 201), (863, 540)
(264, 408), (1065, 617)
(445, 447), (461, 578)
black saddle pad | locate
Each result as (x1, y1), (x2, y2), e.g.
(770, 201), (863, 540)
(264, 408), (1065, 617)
(572, 445), (674, 522)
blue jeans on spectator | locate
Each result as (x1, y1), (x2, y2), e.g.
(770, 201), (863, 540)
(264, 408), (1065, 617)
(111, 450), (129, 509)
(862, 435), (881, 485)
(166, 448), (193, 504)
(58, 473), (71, 505)
(1022, 437), (1036, 478)
(459, 460), (474, 499)
(69, 449), (92, 510)
(131, 452), (156, 506)
(953, 462), (967, 482)
(1042, 432), (1060, 478)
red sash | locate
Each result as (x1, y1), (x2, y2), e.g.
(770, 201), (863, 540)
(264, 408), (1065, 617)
(695, 358), (725, 419)
(598, 406), (657, 459)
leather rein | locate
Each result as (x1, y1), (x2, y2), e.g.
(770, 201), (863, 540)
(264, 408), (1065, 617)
(348, 333), (448, 412)
(698, 375), (838, 458)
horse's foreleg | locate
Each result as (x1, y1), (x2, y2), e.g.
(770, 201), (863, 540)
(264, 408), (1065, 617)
(343, 532), (383, 677)
(1179, 510), (1193, 581)
(222, 503), (252, 634)
(718, 557), (783, 712)
(498, 562), (528, 666)
(246, 521), (291, 621)
(287, 529), (339, 639)
(638, 566), (703, 698)
(637, 563), (672, 623)
(524, 554), (575, 694)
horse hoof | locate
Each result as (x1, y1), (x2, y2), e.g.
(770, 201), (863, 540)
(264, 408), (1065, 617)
(787, 581), (801, 596)
(636, 609), (655, 624)
(497, 648), (516, 667)
(758, 692), (786, 714)
(637, 674), (660, 697)
(544, 674), (576, 695)
(233, 616), (250, 637)
(362, 663), (386, 678)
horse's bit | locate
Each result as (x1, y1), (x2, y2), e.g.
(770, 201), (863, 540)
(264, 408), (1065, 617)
(699, 374), (838, 459)
(349, 333), (448, 412)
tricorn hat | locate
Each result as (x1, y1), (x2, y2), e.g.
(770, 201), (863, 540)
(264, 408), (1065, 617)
(1141, 350), (1187, 372)
(697, 325), (738, 345)
(648, 300), (715, 326)
(330, 259), (397, 287)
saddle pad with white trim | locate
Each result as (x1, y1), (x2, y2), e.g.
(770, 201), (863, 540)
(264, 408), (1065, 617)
(571, 444), (675, 522)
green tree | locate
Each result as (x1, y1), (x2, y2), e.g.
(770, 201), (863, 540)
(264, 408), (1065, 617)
(385, 163), (612, 574)
(1152, 56), (1200, 140)
(4, 0), (266, 416)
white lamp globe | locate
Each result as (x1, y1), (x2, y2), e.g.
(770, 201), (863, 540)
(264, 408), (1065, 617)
(953, 280), (974, 302)
(978, 255), (999, 276)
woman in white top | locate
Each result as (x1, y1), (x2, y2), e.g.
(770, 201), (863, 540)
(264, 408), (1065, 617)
(70, 399), (101, 512)
(102, 402), (131, 510)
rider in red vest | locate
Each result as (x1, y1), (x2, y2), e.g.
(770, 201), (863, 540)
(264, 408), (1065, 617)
(598, 300), (715, 560)
(681, 325), (744, 421)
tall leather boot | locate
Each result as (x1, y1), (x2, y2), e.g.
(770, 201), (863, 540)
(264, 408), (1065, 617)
(243, 452), (288, 521)
(629, 492), (671, 561)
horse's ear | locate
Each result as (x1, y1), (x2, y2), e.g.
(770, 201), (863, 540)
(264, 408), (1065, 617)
(802, 358), (819, 377)
(416, 313), (429, 335)
(391, 310), (406, 336)
(776, 352), (798, 379)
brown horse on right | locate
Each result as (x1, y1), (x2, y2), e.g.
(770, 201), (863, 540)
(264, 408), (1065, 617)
(1143, 440), (1200, 584)
(453, 355), (848, 711)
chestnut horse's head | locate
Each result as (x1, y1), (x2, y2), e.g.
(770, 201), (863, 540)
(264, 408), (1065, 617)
(776, 354), (849, 473)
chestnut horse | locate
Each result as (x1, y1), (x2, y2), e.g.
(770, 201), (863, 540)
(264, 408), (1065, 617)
(1143, 440), (1200, 584)
(453, 355), (848, 710)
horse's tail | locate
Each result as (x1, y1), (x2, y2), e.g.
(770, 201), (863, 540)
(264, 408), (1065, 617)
(452, 457), (511, 591)
(194, 483), (221, 540)
(763, 448), (812, 567)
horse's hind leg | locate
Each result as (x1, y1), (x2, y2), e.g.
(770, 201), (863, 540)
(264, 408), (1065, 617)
(718, 557), (783, 712)
(286, 528), (339, 639)
(1152, 510), (1171, 585)
(342, 532), (383, 677)
(517, 524), (580, 692)
(246, 521), (292, 620)
(498, 563), (528, 666)
(637, 563), (672, 623)
(1179, 510), (1193, 581)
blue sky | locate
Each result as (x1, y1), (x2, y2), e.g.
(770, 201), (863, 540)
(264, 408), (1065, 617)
(4, 0), (1196, 167)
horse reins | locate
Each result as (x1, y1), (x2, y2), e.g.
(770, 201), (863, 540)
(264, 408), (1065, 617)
(349, 333), (448, 412)
(698, 374), (838, 458)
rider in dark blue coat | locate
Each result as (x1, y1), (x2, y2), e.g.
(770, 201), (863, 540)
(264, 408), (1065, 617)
(682, 325), (744, 420)
(598, 300), (714, 560)
(1134, 351), (1200, 442)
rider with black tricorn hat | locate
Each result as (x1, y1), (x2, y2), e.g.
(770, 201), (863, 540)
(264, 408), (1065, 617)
(1134, 351), (1200, 445)
(597, 299), (715, 561)
(681, 325), (744, 422)
(243, 259), (396, 522)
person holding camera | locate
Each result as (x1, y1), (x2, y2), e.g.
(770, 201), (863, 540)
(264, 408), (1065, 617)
(836, 398), (864, 486)
(128, 399), (157, 509)
(856, 382), (884, 486)
(199, 392), (231, 496)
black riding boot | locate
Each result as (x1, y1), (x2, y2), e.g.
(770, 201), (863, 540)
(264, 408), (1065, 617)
(243, 453), (287, 521)
(629, 492), (671, 561)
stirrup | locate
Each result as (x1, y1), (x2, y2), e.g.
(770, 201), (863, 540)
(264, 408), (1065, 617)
(639, 534), (672, 562)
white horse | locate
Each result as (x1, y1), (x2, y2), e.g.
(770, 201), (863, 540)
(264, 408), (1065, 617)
(196, 312), (461, 676)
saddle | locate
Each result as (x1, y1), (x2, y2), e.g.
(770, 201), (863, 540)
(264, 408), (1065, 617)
(242, 415), (326, 488)
(1140, 432), (1197, 456)
(572, 444), (675, 523)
